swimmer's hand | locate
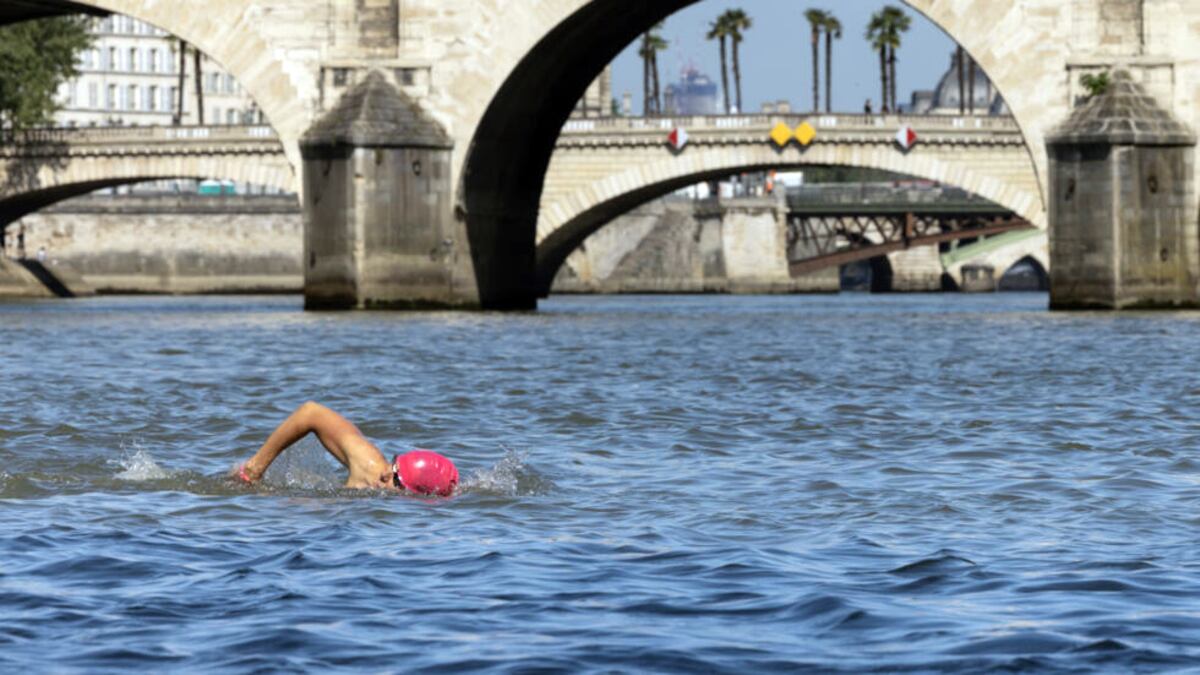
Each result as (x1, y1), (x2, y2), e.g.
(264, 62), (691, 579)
(233, 462), (261, 484)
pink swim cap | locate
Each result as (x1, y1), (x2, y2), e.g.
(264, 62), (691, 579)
(394, 450), (459, 496)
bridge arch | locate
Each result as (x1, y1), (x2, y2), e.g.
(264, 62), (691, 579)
(462, 0), (1050, 306)
(998, 255), (1049, 291)
(941, 228), (1048, 288)
(0, 150), (294, 229)
(535, 143), (1040, 293)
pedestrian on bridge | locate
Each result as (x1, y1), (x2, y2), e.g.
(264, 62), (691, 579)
(16, 224), (25, 260)
(0, 227), (6, 258)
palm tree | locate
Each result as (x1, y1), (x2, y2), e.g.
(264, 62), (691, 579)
(822, 14), (842, 113)
(866, 10), (888, 112)
(639, 25), (668, 115)
(804, 9), (828, 113)
(706, 15), (732, 113)
(723, 9), (752, 114)
(882, 6), (911, 113)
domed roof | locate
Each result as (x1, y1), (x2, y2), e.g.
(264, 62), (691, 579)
(931, 51), (995, 111)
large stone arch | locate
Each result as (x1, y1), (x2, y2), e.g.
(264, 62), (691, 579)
(460, 0), (1062, 307)
(0, 0), (311, 172)
(0, 153), (295, 228)
(535, 143), (1040, 292)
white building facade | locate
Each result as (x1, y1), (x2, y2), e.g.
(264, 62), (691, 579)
(56, 13), (262, 128)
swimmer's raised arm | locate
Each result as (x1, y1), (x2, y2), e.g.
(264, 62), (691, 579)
(239, 401), (389, 486)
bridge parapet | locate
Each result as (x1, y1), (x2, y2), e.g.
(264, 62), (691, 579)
(0, 126), (283, 159)
(558, 114), (1026, 148)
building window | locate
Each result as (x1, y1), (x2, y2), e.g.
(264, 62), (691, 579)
(128, 47), (138, 72)
(127, 85), (137, 111)
(226, 109), (237, 124)
(164, 87), (175, 113)
(107, 47), (117, 71)
(147, 86), (157, 111)
(224, 74), (234, 94)
(88, 83), (98, 109)
(148, 48), (158, 73)
(106, 84), (116, 110)
(333, 68), (350, 87)
(397, 68), (416, 86)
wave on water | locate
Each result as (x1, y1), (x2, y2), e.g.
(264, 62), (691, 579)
(460, 449), (554, 497)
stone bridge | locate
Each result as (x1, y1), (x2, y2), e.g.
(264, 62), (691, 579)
(0, 0), (1195, 309)
(543, 113), (1040, 293)
(0, 126), (292, 226)
(0, 114), (1041, 292)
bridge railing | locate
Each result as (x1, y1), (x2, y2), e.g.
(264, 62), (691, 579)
(562, 113), (1021, 134)
(0, 125), (279, 145)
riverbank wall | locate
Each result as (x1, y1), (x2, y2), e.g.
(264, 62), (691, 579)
(553, 197), (840, 294)
(12, 194), (303, 295)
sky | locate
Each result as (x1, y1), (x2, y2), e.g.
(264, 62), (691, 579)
(612, 0), (958, 115)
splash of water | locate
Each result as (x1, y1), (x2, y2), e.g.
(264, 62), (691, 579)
(114, 444), (171, 481)
(460, 449), (554, 496)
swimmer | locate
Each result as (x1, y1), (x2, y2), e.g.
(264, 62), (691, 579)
(235, 401), (458, 496)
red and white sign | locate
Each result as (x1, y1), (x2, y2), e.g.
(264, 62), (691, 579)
(895, 125), (917, 150)
(667, 127), (689, 151)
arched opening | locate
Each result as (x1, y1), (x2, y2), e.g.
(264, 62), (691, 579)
(998, 255), (1049, 291)
(839, 256), (894, 293)
(462, 0), (1040, 308)
(0, 1), (104, 26)
(536, 156), (1029, 296)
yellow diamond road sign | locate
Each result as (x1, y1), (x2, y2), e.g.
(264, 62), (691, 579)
(795, 122), (816, 146)
(770, 122), (793, 147)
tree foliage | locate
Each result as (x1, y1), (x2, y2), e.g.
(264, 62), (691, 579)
(0, 17), (93, 131)
(1080, 72), (1111, 98)
(639, 24), (667, 116)
(866, 6), (910, 113)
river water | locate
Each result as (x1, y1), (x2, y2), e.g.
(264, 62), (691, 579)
(2, 293), (1199, 672)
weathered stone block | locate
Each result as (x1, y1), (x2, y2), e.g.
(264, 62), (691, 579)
(1048, 71), (1198, 309)
(301, 71), (478, 309)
